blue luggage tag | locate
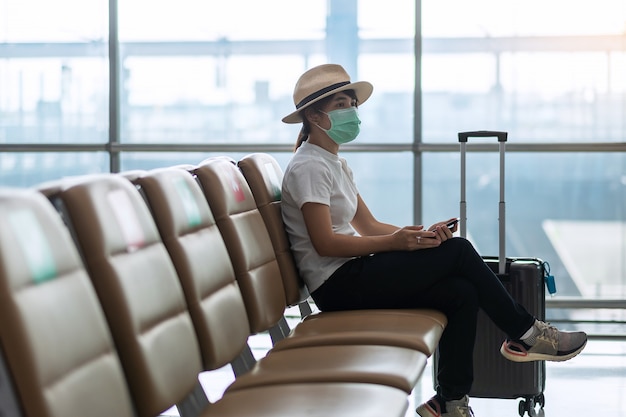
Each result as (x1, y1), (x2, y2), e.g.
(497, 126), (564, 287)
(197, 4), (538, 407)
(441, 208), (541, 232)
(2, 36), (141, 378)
(543, 261), (557, 296)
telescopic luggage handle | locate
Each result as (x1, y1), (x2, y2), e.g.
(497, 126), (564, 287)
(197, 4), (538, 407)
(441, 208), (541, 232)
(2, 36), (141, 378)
(458, 131), (508, 143)
(458, 131), (508, 274)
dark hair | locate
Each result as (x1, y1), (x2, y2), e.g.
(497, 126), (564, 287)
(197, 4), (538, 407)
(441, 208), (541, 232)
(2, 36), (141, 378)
(293, 89), (358, 151)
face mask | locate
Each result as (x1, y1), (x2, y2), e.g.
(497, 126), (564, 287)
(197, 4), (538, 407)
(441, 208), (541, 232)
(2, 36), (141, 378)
(318, 107), (361, 144)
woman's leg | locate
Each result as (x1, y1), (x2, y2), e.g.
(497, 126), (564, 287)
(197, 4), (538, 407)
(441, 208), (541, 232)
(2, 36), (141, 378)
(312, 236), (586, 405)
(311, 237), (537, 399)
(415, 277), (480, 400)
(312, 257), (481, 399)
(314, 237), (534, 339)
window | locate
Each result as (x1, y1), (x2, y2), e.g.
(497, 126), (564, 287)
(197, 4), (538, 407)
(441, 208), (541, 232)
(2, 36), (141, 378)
(1, 0), (624, 300)
(421, 0), (626, 298)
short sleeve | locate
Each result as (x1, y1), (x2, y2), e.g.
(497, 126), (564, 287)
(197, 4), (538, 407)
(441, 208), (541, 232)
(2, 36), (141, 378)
(284, 159), (333, 209)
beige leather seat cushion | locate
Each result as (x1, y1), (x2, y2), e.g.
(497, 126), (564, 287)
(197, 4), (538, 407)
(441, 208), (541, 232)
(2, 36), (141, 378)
(0, 188), (135, 417)
(55, 175), (202, 417)
(274, 308), (447, 356)
(135, 168), (251, 372)
(208, 382), (410, 417)
(226, 344), (427, 393)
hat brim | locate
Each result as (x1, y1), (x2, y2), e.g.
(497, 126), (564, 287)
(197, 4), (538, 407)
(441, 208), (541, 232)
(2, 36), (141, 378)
(281, 81), (373, 124)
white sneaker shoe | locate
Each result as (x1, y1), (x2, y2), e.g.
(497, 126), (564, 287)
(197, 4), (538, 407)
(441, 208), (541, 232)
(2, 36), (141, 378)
(501, 320), (587, 362)
(416, 395), (475, 417)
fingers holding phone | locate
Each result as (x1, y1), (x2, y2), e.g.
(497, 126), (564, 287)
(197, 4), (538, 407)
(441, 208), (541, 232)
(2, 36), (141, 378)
(445, 218), (459, 232)
(430, 218), (459, 241)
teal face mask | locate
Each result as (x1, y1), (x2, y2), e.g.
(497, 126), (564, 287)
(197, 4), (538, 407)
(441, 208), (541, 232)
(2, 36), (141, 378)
(319, 107), (361, 144)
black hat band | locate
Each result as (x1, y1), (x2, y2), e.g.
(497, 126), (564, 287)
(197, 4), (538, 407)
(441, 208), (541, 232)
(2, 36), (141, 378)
(295, 81), (351, 109)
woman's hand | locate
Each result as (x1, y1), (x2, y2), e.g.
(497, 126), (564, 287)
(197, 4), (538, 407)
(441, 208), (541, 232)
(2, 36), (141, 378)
(392, 225), (441, 251)
(428, 217), (458, 242)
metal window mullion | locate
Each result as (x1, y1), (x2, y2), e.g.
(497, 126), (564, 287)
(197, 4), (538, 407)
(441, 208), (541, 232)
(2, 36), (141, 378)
(108, 0), (120, 173)
(413, 0), (423, 226)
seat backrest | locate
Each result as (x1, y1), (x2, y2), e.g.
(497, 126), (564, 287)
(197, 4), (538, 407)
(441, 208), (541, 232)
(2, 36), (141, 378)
(194, 157), (286, 334)
(134, 167), (251, 371)
(0, 188), (135, 417)
(52, 175), (202, 417)
(237, 153), (310, 308)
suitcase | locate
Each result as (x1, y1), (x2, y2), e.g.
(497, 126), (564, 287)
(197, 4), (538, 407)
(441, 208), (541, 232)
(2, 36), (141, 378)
(433, 131), (550, 417)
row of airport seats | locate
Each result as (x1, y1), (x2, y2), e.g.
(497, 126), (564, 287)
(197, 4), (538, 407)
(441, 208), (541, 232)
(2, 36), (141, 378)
(0, 153), (447, 417)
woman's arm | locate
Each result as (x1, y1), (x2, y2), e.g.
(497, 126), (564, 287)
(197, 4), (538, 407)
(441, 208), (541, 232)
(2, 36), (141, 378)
(301, 198), (439, 258)
(350, 194), (399, 236)
(352, 194), (458, 241)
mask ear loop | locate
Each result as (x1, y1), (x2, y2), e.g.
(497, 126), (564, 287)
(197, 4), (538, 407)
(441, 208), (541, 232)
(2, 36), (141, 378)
(314, 110), (333, 134)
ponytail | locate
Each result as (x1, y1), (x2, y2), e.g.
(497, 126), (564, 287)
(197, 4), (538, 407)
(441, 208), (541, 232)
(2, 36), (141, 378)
(293, 108), (312, 151)
(294, 124), (309, 152)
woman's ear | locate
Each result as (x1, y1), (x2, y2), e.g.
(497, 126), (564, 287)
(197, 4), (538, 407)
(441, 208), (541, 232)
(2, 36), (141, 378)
(304, 107), (322, 124)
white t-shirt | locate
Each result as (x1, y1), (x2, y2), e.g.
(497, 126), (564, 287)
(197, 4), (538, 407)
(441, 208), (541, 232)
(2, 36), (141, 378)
(281, 141), (359, 292)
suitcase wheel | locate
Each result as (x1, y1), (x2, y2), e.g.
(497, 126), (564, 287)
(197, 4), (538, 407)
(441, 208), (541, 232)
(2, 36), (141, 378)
(518, 393), (545, 417)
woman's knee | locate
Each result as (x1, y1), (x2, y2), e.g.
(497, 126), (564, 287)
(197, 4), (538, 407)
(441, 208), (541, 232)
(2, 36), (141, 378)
(442, 237), (485, 271)
(445, 236), (476, 254)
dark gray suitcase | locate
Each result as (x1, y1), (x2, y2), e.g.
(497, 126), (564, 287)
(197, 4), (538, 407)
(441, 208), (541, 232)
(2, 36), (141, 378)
(474, 256), (546, 415)
(434, 131), (547, 417)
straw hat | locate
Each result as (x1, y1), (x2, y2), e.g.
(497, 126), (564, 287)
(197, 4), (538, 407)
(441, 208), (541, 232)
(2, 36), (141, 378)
(282, 64), (373, 124)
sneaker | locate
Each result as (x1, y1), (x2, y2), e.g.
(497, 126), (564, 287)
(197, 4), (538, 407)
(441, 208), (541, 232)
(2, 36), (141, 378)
(501, 320), (587, 362)
(416, 395), (474, 417)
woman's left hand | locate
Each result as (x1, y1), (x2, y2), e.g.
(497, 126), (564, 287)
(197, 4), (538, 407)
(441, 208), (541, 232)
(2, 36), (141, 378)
(428, 218), (457, 242)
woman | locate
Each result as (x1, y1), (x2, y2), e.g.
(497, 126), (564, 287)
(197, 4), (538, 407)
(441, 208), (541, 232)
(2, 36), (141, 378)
(280, 64), (587, 417)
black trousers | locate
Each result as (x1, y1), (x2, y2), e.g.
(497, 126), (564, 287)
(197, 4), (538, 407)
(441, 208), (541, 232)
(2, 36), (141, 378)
(310, 237), (535, 400)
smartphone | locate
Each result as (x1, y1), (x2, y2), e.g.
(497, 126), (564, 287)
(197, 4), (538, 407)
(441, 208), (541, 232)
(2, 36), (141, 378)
(446, 218), (459, 230)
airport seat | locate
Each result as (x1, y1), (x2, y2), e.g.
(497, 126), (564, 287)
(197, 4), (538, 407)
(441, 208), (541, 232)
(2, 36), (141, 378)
(235, 155), (310, 310)
(135, 166), (428, 394)
(133, 167), (251, 373)
(48, 174), (204, 417)
(194, 157), (288, 337)
(237, 152), (447, 356)
(49, 174), (413, 417)
(0, 187), (135, 417)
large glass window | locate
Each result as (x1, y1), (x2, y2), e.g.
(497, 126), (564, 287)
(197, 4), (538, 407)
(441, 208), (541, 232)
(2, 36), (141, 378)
(115, 0), (415, 145)
(117, 0), (326, 144)
(0, 0), (108, 145)
(0, 0), (109, 186)
(1, 0), (624, 301)
(421, 0), (626, 298)
(422, 0), (626, 143)
(422, 152), (626, 297)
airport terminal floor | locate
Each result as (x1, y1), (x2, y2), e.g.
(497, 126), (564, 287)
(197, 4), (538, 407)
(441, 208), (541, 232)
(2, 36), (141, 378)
(162, 308), (626, 417)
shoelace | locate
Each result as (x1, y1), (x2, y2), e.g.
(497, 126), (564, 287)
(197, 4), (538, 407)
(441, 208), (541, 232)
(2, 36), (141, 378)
(535, 321), (559, 350)
(459, 405), (475, 417)
(448, 398), (474, 417)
